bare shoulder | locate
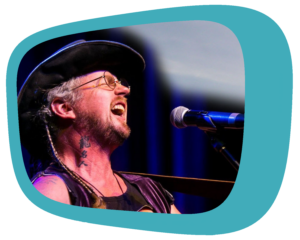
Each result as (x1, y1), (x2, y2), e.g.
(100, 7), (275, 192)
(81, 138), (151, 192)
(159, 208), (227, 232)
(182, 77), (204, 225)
(33, 175), (71, 204)
(170, 204), (181, 214)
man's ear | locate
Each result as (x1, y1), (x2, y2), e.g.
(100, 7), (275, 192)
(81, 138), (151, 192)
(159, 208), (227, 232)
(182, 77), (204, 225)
(50, 98), (76, 120)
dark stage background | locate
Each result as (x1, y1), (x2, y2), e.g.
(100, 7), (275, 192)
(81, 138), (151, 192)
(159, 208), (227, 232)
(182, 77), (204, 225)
(17, 28), (244, 214)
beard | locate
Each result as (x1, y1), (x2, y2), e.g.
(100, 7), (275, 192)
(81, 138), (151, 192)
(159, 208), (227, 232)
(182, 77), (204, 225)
(74, 109), (131, 147)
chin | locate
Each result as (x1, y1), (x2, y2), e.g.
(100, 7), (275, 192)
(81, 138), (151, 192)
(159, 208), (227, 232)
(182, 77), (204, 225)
(104, 122), (131, 146)
(75, 110), (131, 146)
(117, 123), (131, 143)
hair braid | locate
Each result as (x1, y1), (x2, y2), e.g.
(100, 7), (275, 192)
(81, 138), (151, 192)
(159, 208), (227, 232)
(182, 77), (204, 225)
(44, 122), (106, 209)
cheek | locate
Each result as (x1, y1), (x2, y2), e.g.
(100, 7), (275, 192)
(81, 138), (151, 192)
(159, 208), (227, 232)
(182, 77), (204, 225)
(90, 99), (111, 117)
(80, 90), (113, 117)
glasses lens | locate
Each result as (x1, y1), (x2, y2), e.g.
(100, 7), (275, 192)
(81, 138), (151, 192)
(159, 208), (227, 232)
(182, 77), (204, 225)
(119, 78), (130, 89)
(104, 74), (116, 89)
(104, 73), (130, 90)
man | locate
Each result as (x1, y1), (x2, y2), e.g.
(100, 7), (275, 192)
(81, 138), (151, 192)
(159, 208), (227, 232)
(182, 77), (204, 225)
(18, 40), (180, 213)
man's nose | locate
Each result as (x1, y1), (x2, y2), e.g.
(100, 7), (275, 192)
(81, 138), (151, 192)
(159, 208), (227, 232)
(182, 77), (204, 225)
(114, 83), (130, 96)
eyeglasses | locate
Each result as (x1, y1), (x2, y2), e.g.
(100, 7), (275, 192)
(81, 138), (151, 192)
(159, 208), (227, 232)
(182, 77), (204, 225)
(70, 71), (130, 91)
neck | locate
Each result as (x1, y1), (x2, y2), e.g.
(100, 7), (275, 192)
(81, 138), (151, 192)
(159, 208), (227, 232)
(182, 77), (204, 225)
(54, 127), (123, 195)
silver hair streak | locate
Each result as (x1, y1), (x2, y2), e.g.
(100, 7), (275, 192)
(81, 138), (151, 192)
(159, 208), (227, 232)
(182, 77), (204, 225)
(44, 76), (84, 117)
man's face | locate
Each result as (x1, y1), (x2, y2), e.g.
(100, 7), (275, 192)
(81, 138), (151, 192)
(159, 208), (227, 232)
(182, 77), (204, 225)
(72, 71), (131, 147)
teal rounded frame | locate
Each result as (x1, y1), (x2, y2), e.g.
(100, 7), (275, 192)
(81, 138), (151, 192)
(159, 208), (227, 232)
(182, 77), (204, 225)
(6, 5), (292, 235)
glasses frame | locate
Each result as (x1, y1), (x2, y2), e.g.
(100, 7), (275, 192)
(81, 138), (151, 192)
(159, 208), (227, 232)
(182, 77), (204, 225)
(70, 71), (130, 91)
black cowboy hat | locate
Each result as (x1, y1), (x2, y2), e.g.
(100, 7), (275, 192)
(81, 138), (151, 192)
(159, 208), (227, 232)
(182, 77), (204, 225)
(18, 40), (145, 160)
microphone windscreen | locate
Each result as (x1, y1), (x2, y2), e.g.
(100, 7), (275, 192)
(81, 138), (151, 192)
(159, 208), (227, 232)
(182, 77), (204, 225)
(170, 106), (189, 128)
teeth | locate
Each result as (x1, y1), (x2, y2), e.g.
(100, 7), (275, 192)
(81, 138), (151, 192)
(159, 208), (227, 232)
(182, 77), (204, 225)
(111, 104), (125, 115)
(112, 104), (125, 111)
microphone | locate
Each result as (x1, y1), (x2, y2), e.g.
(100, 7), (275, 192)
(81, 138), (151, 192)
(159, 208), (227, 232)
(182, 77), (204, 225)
(170, 106), (244, 131)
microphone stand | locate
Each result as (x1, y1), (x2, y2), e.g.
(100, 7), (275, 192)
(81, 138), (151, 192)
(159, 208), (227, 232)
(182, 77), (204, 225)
(204, 131), (240, 172)
(197, 113), (240, 172)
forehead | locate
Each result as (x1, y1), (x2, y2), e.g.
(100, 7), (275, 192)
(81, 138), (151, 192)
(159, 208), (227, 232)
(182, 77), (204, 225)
(80, 70), (105, 83)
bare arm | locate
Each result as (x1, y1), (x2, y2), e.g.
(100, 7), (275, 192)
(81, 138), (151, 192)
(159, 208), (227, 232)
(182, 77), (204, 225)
(170, 204), (181, 214)
(33, 175), (71, 204)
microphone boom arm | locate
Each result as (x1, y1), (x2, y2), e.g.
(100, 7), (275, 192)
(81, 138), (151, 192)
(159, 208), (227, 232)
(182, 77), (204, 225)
(204, 130), (240, 172)
(196, 111), (240, 171)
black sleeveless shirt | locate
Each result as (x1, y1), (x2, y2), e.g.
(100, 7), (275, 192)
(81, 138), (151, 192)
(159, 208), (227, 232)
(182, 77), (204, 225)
(102, 177), (151, 211)
(32, 163), (174, 213)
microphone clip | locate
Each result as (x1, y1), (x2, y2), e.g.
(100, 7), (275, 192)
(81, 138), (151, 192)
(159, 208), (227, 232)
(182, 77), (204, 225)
(195, 111), (217, 132)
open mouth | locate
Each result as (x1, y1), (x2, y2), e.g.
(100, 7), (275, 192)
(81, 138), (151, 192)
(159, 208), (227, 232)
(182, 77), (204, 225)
(111, 103), (126, 116)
